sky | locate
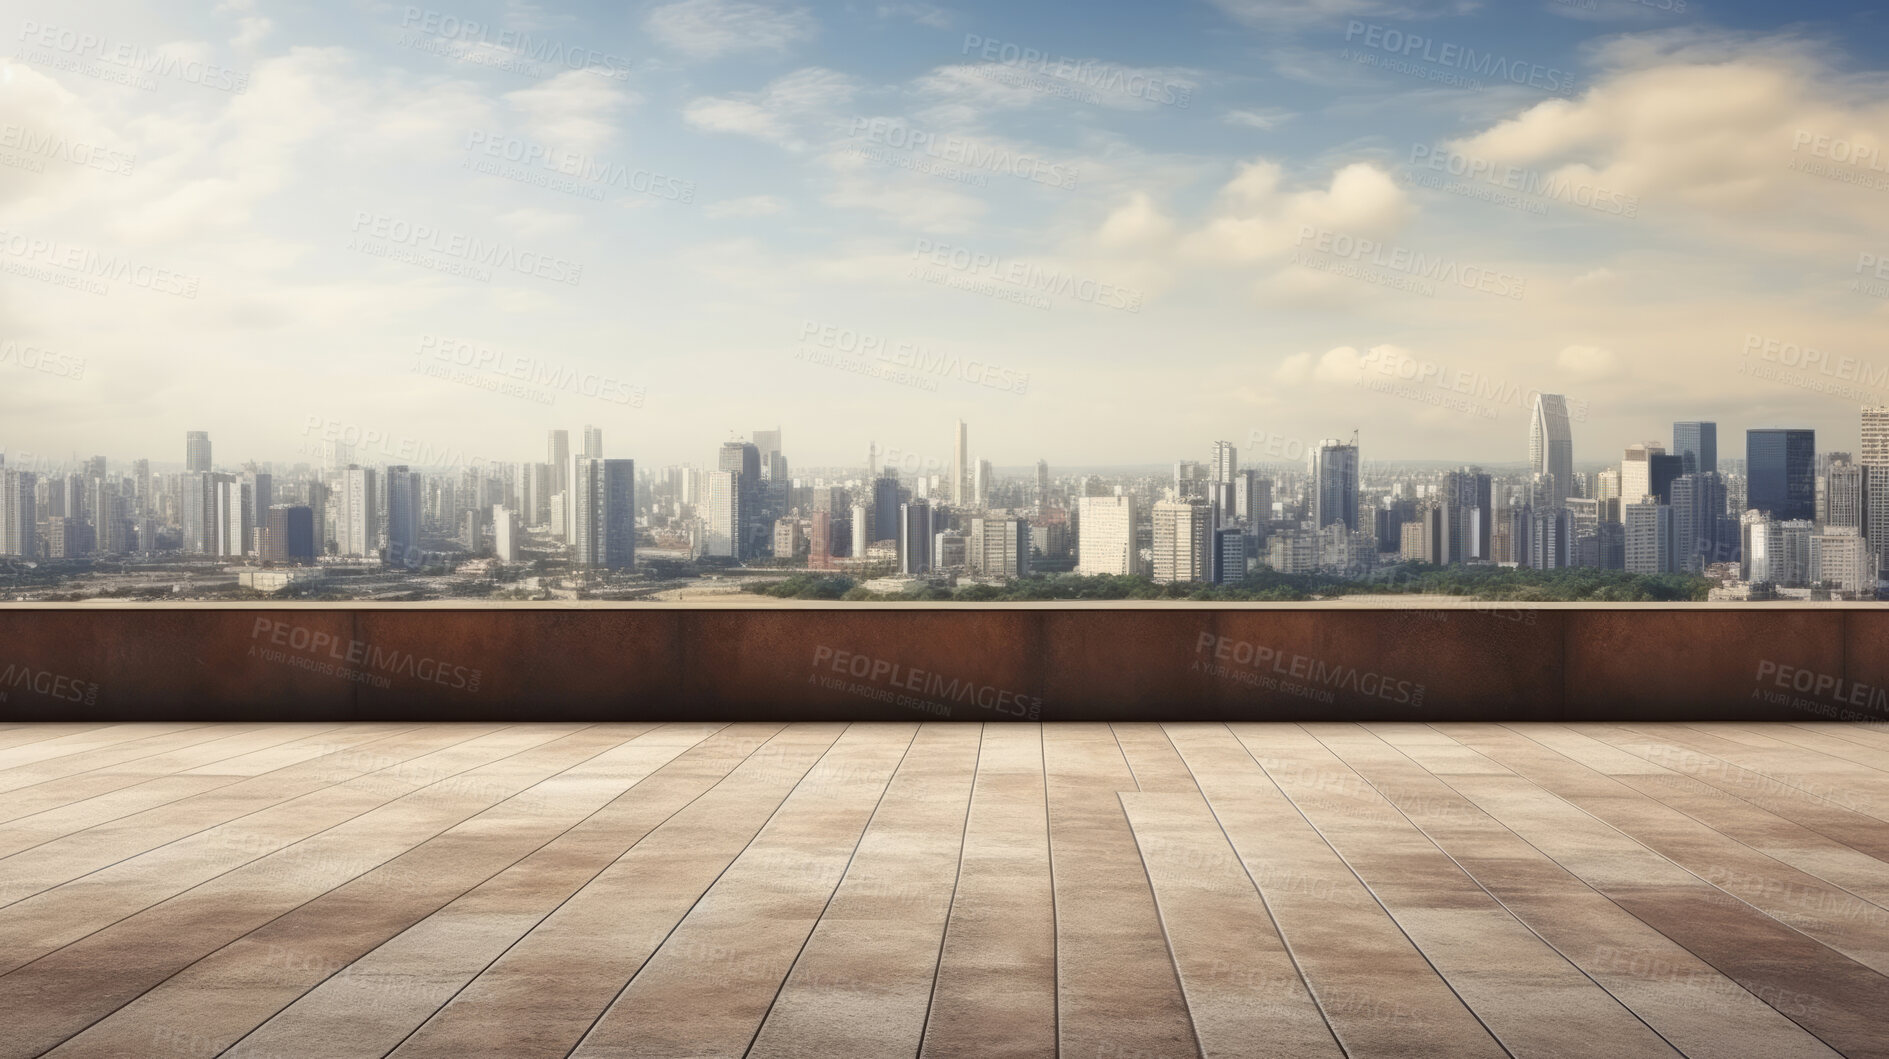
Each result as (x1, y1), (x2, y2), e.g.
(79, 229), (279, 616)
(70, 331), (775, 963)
(2, 0), (1888, 475)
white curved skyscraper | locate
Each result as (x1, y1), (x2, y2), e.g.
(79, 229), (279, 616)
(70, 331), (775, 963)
(1529, 394), (1575, 509)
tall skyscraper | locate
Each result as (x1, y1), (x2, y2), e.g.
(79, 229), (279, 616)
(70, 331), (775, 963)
(871, 474), (901, 544)
(704, 470), (740, 559)
(1211, 527), (1248, 584)
(185, 431), (212, 473)
(581, 425), (603, 459)
(1311, 438), (1359, 532)
(1862, 408), (1889, 566)
(1152, 499), (1210, 583)
(250, 472), (273, 530)
(1624, 501), (1673, 574)
(1528, 394), (1574, 508)
(1035, 459), (1050, 513)
(213, 477), (252, 557)
(1746, 429), (1815, 521)
(1235, 471), (1272, 526)
(1671, 472), (1730, 572)
(900, 500), (933, 574)
(951, 420), (969, 506)
(1673, 421), (1718, 476)
(1827, 463), (1868, 531)
(968, 517), (1030, 578)
(850, 503), (869, 558)
(1076, 495), (1137, 576)
(493, 505), (522, 562)
(0, 470), (36, 557)
(1211, 441), (1237, 483)
(574, 458), (636, 569)
(1444, 467), (1492, 560)
(338, 466), (379, 558)
(1621, 443), (1665, 503)
(548, 430), (571, 540)
(386, 466), (423, 567)
(754, 428), (785, 481)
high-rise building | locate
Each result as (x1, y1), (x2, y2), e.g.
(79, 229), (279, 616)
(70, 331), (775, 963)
(1747, 429), (1815, 521)
(1621, 443), (1665, 503)
(900, 500), (933, 574)
(1211, 527), (1247, 584)
(850, 503), (869, 558)
(0, 470), (36, 557)
(1528, 394), (1574, 508)
(1211, 441), (1237, 483)
(185, 431), (212, 473)
(1035, 459), (1050, 513)
(1624, 501), (1673, 574)
(1528, 507), (1573, 570)
(386, 466), (424, 568)
(493, 505), (521, 562)
(548, 430), (571, 540)
(871, 474), (901, 544)
(704, 470), (740, 559)
(1670, 473), (1730, 572)
(1076, 495), (1136, 576)
(1862, 409), (1889, 566)
(132, 459), (152, 517)
(1311, 438), (1360, 532)
(1152, 499), (1210, 583)
(1174, 460), (1208, 501)
(1673, 421), (1717, 476)
(754, 428), (786, 481)
(1811, 529), (1877, 596)
(574, 458), (636, 569)
(338, 466), (379, 558)
(1827, 463), (1867, 531)
(719, 440), (763, 558)
(1444, 467), (1492, 560)
(809, 510), (835, 570)
(261, 505), (316, 563)
(968, 517), (1030, 579)
(213, 477), (252, 557)
(951, 420), (969, 507)
(1236, 471), (1272, 527)
(581, 425), (603, 459)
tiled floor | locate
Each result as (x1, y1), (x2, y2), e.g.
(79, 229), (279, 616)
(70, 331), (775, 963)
(0, 721), (1886, 1058)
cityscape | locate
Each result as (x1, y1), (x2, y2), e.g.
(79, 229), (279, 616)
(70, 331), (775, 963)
(3, 398), (1883, 602)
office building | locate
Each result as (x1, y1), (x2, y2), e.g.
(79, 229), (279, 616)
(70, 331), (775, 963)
(1621, 443), (1664, 504)
(1624, 501), (1673, 574)
(1863, 409), (1889, 565)
(1211, 441), (1237, 483)
(1673, 421), (1717, 476)
(338, 466), (379, 559)
(951, 420), (969, 507)
(186, 430), (212, 473)
(214, 477), (252, 558)
(1528, 394), (1574, 508)
(0, 470), (36, 557)
(1444, 467), (1492, 560)
(809, 510), (835, 570)
(1311, 438), (1360, 531)
(1746, 429), (1815, 521)
(871, 475), (901, 544)
(261, 505), (317, 563)
(969, 517), (1030, 579)
(1211, 527), (1248, 584)
(386, 466), (423, 568)
(1235, 471), (1271, 527)
(900, 500), (933, 575)
(1076, 495), (1136, 576)
(1811, 529), (1877, 597)
(1036, 459), (1050, 513)
(754, 428), (786, 481)
(1670, 472), (1731, 571)
(581, 425), (603, 459)
(703, 470), (740, 559)
(573, 458), (635, 569)
(1152, 499), (1210, 583)
(493, 505), (521, 562)
(548, 430), (571, 539)
(850, 503), (870, 559)
(1826, 462), (1867, 531)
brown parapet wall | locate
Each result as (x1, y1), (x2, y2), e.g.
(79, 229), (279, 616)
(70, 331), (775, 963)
(0, 604), (1879, 723)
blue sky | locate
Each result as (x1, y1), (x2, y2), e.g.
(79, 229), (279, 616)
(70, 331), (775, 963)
(4, 0), (1889, 475)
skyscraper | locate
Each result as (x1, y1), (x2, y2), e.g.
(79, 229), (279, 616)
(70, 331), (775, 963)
(1152, 499), (1210, 583)
(1863, 408), (1889, 566)
(704, 470), (740, 559)
(1746, 429), (1815, 521)
(386, 466), (423, 567)
(0, 470), (36, 557)
(968, 517), (1030, 578)
(574, 458), (636, 569)
(581, 426), (603, 459)
(1621, 443), (1665, 503)
(1671, 472), (1730, 572)
(338, 465), (379, 558)
(213, 477), (252, 557)
(1673, 421), (1718, 476)
(754, 428), (785, 481)
(900, 500), (933, 574)
(1827, 463), (1868, 531)
(951, 420), (969, 507)
(1311, 438), (1359, 532)
(1076, 495), (1137, 576)
(1528, 394), (1574, 509)
(1035, 459), (1050, 513)
(1444, 467), (1492, 560)
(1211, 527), (1248, 584)
(262, 506), (316, 563)
(1211, 441), (1237, 483)
(871, 474), (901, 544)
(548, 430), (571, 540)
(1624, 501), (1672, 574)
(185, 431), (212, 473)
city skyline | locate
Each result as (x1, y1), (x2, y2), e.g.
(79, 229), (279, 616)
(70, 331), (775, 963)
(6, 1), (1889, 468)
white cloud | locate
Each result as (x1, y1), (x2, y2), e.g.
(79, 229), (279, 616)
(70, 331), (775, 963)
(1556, 344), (1618, 377)
(503, 70), (640, 152)
(1224, 107), (1295, 130)
(1182, 159), (1413, 261)
(683, 68), (857, 150)
(1274, 345), (1370, 385)
(645, 0), (816, 59)
(1096, 193), (1174, 248)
